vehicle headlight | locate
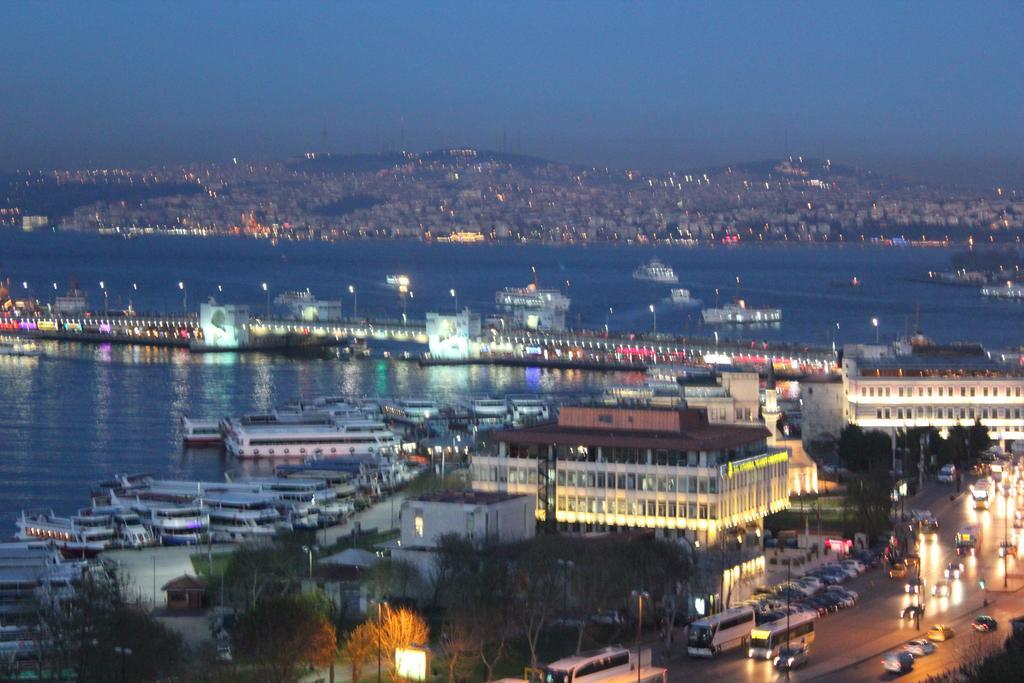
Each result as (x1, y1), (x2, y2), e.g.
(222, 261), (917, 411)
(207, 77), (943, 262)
(749, 649), (754, 657)
(766, 653), (771, 660)
(788, 658), (795, 665)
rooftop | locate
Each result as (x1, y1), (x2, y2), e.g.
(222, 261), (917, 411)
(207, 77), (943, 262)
(410, 490), (526, 505)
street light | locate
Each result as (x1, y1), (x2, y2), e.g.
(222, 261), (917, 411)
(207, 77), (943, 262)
(178, 281), (187, 315)
(631, 590), (649, 682)
(871, 317), (879, 343)
(99, 281), (108, 315)
(450, 288), (458, 312)
(301, 544), (314, 580)
(262, 282), (270, 318)
(605, 307), (613, 337)
(349, 285), (357, 319)
(649, 304), (656, 334)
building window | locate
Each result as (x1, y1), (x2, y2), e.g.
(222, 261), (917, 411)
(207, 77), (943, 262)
(698, 478), (709, 494)
(709, 478), (718, 493)
(414, 513), (424, 538)
(666, 477), (676, 493)
(688, 503), (698, 518)
(667, 502), (676, 517)
(689, 477), (699, 493)
(557, 470), (566, 486)
(617, 473), (626, 489)
(597, 472), (606, 488)
(626, 474), (636, 490)
(709, 504), (718, 519)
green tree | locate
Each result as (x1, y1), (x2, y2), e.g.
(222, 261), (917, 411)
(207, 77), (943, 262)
(233, 594), (337, 683)
(844, 472), (894, 541)
(837, 424), (892, 473)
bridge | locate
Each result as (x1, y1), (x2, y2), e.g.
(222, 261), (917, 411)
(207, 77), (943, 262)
(1, 307), (837, 374)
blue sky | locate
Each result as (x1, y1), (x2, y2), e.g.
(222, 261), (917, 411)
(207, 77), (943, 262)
(2, 2), (1022, 181)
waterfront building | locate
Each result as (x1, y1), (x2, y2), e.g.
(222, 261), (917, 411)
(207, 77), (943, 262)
(603, 371), (761, 426)
(473, 406), (789, 546)
(273, 290), (342, 322)
(840, 339), (1024, 443)
(425, 308), (481, 360)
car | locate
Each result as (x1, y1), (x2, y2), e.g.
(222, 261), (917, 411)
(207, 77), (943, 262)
(796, 576), (824, 590)
(216, 644), (233, 663)
(773, 644), (810, 670)
(944, 561), (964, 580)
(927, 625), (955, 642)
(905, 578), (926, 594)
(841, 559), (866, 574)
(931, 580), (951, 598)
(901, 604), (925, 620)
(815, 594), (842, 613)
(590, 609), (625, 625)
(889, 562), (908, 579)
(830, 563), (859, 578)
(904, 553), (921, 568)
(904, 639), (936, 657)
(831, 586), (859, 601)
(824, 590), (855, 608)
(972, 615), (998, 632)
(999, 541), (1018, 558)
(882, 651), (915, 673)
(938, 464), (956, 483)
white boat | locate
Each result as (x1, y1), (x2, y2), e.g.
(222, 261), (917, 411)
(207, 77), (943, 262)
(670, 288), (701, 306)
(457, 397), (509, 419)
(201, 492), (286, 542)
(633, 258), (678, 284)
(381, 399), (439, 422)
(385, 274), (410, 290)
(182, 417), (222, 446)
(508, 396), (550, 425)
(702, 300), (782, 324)
(112, 492), (209, 546)
(222, 418), (401, 459)
(79, 505), (156, 548)
(15, 511), (115, 558)
(981, 283), (1024, 299)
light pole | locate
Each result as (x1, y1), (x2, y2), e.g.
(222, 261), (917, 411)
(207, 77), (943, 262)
(178, 281), (187, 315)
(872, 317), (879, 343)
(262, 282), (270, 318)
(302, 545), (314, 580)
(557, 559), (574, 616)
(1005, 489), (1009, 588)
(450, 288), (458, 313)
(631, 590), (648, 682)
(605, 307), (613, 337)
(349, 285), (357, 319)
(130, 282), (138, 315)
(99, 281), (108, 315)
(649, 304), (656, 335)
(113, 646), (132, 683)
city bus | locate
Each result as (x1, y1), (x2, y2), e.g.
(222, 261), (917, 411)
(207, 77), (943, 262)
(687, 606), (756, 657)
(748, 612), (816, 661)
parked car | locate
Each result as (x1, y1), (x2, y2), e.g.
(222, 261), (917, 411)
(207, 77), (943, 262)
(841, 559), (866, 574)
(773, 644), (810, 670)
(590, 609), (626, 625)
(824, 590), (855, 608)
(831, 586), (859, 601)
(882, 651), (915, 673)
(972, 616), (998, 633)
(796, 576), (824, 591)
(937, 464), (956, 484)
(904, 639), (936, 657)
(927, 624), (955, 642)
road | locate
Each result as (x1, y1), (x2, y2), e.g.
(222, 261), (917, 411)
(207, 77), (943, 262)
(666, 477), (1023, 682)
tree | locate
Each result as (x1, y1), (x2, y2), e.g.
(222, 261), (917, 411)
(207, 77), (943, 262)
(233, 594), (337, 683)
(342, 621), (376, 683)
(837, 424), (893, 473)
(374, 605), (430, 681)
(438, 609), (477, 683)
(844, 472), (894, 541)
(33, 569), (186, 683)
(429, 533), (477, 607)
(511, 536), (562, 667)
(366, 558), (424, 602)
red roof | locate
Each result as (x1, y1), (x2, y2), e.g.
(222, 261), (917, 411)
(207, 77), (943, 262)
(161, 574), (208, 592)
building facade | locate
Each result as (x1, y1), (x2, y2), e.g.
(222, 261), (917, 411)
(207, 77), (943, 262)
(842, 341), (1024, 443)
(799, 375), (845, 446)
(473, 406), (789, 546)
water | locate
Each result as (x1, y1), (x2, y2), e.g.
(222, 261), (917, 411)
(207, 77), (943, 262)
(1, 232), (1022, 530)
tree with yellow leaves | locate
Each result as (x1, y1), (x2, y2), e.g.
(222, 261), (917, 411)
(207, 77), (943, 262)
(374, 604), (430, 681)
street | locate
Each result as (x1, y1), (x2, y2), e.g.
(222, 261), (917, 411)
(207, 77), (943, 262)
(666, 477), (1023, 682)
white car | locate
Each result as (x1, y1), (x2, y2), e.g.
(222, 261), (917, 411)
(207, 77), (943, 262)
(841, 559), (866, 574)
(904, 639), (936, 657)
(797, 576), (824, 590)
(833, 563), (860, 578)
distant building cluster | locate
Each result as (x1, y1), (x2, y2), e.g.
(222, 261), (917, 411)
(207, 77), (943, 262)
(3, 152), (1023, 242)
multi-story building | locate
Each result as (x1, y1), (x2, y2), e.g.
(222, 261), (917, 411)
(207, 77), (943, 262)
(473, 406), (789, 546)
(602, 370), (760, 425)
(841, 340), (1024, 443)
(495, 284), (571, 332)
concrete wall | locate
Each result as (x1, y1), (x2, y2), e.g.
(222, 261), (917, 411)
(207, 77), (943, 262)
(399, 495), (535, 550)
(800, 379), (845, 445)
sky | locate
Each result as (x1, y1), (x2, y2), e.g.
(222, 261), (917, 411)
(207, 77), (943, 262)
(2, 2), (1022, 183)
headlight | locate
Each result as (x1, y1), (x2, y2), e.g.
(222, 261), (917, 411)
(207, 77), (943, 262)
(749, 649), (754, 657)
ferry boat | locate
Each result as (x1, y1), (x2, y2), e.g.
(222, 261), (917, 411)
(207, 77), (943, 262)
(508, 396), (550, 425)
(381, 399), (440, 422)
(456, 397), (509, 419)
(222, 418), (401, 459)
(231, 477), (352, 526)
(181, 417), (222, 446)
(385, 274), (411, 290)
(633, 258), (679, 284)
(200, 492), (285, 542)
(15, 511), (115, 558)
(702, 300), (782, 324)
(981, 283), (1024, 299)
(495, 283), (571, 331)
(111, 493), (209, 546)
(830, 275), (862, 288)
(80, 505), (155, 548)
(670, 288), (701, 306)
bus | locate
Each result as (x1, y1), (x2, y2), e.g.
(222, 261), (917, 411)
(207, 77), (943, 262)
(748, 612), (816, 661)
(532, 646), (632, 683)
(687, 606), (756, 657)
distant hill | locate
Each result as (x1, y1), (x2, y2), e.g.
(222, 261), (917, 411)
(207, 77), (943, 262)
(289, 148), (555, 175)
(0, 174), (202, 219)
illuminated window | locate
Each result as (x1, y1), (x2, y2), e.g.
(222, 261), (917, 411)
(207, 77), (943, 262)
(414, 513), (424, 538)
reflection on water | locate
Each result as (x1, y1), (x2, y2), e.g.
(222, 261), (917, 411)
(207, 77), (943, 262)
(0, 340), (623, 531)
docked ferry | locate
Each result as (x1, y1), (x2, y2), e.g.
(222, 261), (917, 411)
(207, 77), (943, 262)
(16, 511), (116, 557)
(670, 288), (701, 307)
(702, 300), (782, 324)
(633, 258), (678, 283)
(181, 417), (222, 446)
(222, 418), (401, 459)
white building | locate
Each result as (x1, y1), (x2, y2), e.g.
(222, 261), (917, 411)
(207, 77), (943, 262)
(473, 406), (789, 546)
(603, 371), (760, 425)
(842, 340), (1024, 443)
(425, 308), (481, 360)
(799, 375), (845, 446)
(495, 284), (571, 331)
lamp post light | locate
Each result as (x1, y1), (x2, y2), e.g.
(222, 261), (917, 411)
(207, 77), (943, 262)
(99, 281), (108, 315)
(450, 288), (458, 312)
(605, 307), (613, 337)
(631, 590), (649, 683)
(649, 304), (657, 335)
(262, 282), (270, 318)
(872, 317), (879, 343)
(178, 281), (187, 315)
(349, 285), (357, 319)
(301, 545), (314, 580)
